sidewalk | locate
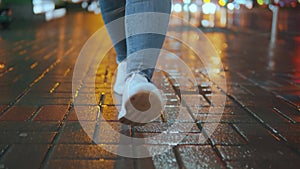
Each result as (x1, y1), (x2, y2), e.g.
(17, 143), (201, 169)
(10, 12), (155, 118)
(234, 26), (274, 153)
(0, 9), (300, 169)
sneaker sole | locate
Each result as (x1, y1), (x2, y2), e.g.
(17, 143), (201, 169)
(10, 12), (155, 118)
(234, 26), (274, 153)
(120, 91), (162, 125)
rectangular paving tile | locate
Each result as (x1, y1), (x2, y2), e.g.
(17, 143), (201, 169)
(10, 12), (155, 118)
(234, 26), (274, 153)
(67, 106), (98, 121)
(95, 122), (128, 144)
(0, 131), (56, 144)
(272, 101), (300, 123)
(182, 94), (210, 107)
(46, 159), (117, 169)
(50, 144), (117, 159)
(134, 123), (201, 133)
(232, 123), (283, 144)
(217, 144), (300, 161)
(134, 132), (208, 145)
(57, 122), (95, 144)
(0, 122), (59, 132)
(246, 106), (290, 124)
(0, 106), (38, 121)
(189, 105), (247, 115)
(0, 144), (50, 169)
(226, 159), (300, 169)
(268, 123), (300, 151)
(163, 107), (195, 123)
(57, 131), (93, 144)
(194, 114), (257, 123)
(34, 105), (69, 121)
(100, 105), (120, 121)
(152, 147), (179, 169)
(202, 123), (247, 145)
(177, 145), (225, 169)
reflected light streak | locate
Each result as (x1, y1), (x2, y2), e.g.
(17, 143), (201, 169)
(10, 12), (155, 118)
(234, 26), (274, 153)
(45, 8), (67, 21)
(33, 1), (55, 14)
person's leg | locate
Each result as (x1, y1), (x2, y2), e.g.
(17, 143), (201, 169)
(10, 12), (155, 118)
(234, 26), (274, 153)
(99, 0), (127, 94)
(99, 0), (127, 63)
(118, 0), (172, 124)
(125, 0), (172, 80)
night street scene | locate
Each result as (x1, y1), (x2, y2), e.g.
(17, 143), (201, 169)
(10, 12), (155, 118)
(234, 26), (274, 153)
(0, 0), (300, 168)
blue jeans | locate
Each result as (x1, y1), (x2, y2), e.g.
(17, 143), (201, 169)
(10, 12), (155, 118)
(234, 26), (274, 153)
(99, 0), (171, 80)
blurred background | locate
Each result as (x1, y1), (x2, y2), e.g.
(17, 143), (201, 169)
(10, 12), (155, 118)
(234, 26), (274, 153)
(0, 0), (299, 30)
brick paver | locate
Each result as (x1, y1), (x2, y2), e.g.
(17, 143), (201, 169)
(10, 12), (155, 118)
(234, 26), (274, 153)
(0, 7), (299, 169)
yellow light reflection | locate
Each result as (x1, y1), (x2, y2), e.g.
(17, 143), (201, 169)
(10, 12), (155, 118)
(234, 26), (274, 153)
(30, 62), (38, 69)
(203, 0), (211, 3)
(0, 64), (5, 69)
(218, 0), (226, 6)
(257, 0), (264, 5)
(50, 82), (60, 93)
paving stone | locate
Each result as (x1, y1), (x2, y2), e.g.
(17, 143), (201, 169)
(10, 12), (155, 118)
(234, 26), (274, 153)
(58, 129), (94, 144)
(226, 159), (300, 169)
(74, 93), (101, 105)
(0, 144), (50, 169)
(0, 106), (38, 121)
(272, 102), (300, 123)
(46, 159), (118, 169)
(67, 106), (98, 121)
(246, 106), (290, 124)
(189, 104), (248, 115)
(279, 93), (300, 108)
(269, 124), (300, 150)
(0, 131), (56, 144)
(95, 122), (129, 144)
(0, 121), (59, 132)
(217, 144), (300, 162)
(134, 132), (208, 145)
(34, 105), (69, 121)
(152, 147), (180, 169)
(57, 122), (95, 144)
(103, 93), (122, 106)
(163, 106), (195, 123)
(182, 94), (210, 107)
(202, 123), (247, 145)
(177, 145), (226, 169)
(133, 122), (201, 133)
(51, 144), (117, 159)
(194, 114), (257, 123)
(232, 123), (283, 144)
(100, 105), (120, 121)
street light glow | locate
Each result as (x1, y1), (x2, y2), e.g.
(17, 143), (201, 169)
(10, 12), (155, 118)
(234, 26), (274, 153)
(227, 3), (234, 10)
(189, 3), (198, 13)
(183, 0), (192, 4)
(202, 2), (217, 14)
(173, 3), (182, 12)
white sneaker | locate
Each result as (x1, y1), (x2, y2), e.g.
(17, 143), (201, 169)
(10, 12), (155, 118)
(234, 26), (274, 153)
(113, 61), (126, 95)
(118, 73), (164, 124)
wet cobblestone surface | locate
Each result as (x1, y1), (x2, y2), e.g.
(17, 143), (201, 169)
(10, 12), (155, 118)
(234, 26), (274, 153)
(0, 8), (300, 169)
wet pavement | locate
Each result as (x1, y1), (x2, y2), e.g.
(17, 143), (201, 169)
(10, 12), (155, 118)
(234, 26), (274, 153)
(0, 7), (300, 169)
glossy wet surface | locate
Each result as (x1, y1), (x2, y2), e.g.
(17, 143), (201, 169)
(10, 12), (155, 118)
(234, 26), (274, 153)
(0, 7), (300, 169)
